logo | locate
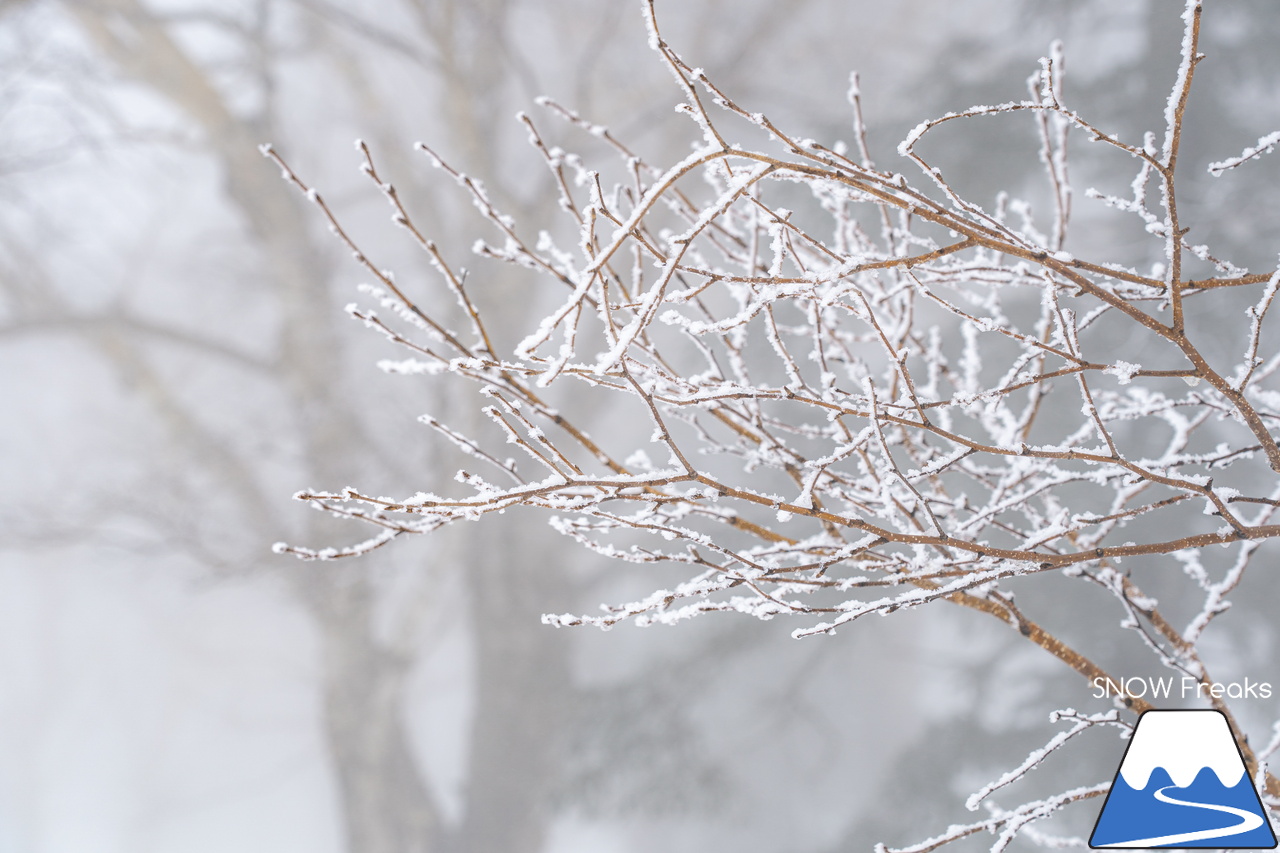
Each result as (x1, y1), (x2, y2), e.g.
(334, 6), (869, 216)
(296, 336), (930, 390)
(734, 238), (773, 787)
(1090, 710), (1277, 848)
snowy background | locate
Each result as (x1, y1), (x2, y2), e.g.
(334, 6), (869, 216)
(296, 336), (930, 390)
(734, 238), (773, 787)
(3, 1), (1280, 851)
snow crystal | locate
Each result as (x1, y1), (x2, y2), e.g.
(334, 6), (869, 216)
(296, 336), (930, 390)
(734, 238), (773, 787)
(898, 121), (930, 156)
(625, 449), (654, 471)
(1104, 361), (1141, 385)
(1208, 129), (1280, 176)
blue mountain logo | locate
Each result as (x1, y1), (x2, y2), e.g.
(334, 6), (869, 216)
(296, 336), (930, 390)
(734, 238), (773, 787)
(1091, 709), (1277, 848)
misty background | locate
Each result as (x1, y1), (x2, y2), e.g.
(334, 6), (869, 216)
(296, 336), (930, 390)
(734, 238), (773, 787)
(3, 1), (1280, 851)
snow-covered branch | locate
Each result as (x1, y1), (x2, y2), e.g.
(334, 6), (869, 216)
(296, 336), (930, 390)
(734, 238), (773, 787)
(269, 0), (1280, 847)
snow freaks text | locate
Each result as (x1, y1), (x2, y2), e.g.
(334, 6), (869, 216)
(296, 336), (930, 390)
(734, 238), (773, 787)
(1092, 677), (1273, 701)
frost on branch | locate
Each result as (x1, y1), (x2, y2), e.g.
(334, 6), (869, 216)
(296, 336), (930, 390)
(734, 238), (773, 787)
(269, 0), (1280, 848)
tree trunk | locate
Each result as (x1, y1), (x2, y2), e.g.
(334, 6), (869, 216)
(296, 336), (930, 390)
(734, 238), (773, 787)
(314, 576), (440, 853)
(450, 521), (572, 853)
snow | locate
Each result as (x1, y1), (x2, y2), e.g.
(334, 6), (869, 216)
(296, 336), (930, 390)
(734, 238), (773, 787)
(898, 121), (929, 156)
(1161, 0), (1202, 163)
(1208, 129), (1280, 175)
(1104, 361), (1142, 385)
(1118, 711), (1245, 789)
